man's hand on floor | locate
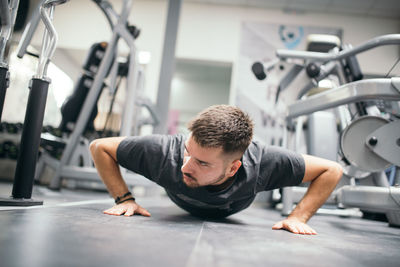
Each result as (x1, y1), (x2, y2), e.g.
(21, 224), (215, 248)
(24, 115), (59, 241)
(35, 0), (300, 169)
(272, 217), (317, 235)
(103, 200), (151, 217)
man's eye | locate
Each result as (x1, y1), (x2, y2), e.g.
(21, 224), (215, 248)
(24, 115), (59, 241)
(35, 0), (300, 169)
(199, 162), (208, 166)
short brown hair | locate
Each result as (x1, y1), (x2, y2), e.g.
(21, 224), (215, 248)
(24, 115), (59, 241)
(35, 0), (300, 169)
(188, 105), (254, 155)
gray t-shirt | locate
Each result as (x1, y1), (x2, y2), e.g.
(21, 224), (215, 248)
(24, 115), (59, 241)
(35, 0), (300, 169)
(117, 134), (305, 218)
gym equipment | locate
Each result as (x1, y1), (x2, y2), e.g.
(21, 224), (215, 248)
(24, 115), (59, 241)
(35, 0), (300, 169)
(17, 0), (158, 190)
(0, 0), (20, 122)
(58, 43), (108, 134)
(275, 34), (400, 226)
(0, 0), (69, 206)
(251, 58), (280, 81)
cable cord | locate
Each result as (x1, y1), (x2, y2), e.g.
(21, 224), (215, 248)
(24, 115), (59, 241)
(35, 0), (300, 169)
(384, 57), (400, 78)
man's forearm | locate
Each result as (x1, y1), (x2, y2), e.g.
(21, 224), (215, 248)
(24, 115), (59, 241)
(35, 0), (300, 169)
(288, 165), (342, 223)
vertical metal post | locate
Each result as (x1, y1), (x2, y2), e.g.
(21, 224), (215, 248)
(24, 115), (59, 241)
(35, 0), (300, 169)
(395, 166), (400, 186)
(119, 25), (139, 137)
(153, 0), (181, 134)
(12, 78), (49, 201)
(0, 66), (9, 121)
(281, 126), (294, 216)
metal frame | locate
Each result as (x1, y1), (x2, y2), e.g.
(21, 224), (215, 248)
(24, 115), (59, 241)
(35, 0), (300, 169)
(0, 0), (68, 206)
(286, 78), (400, 122)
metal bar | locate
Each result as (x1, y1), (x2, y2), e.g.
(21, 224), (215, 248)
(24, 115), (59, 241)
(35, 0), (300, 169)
(0, 0), (10, 27)
(153, 0), (181, 134)
(0, 0), (13, 62)
(118, 21), (139, 136)
(9, 0), (20, 27)
(0, 0), (20, 40)
(277, 34), (400, 62)
(16, 0), (45, 58)
(281, 187), (294, 216)
(92, 0), (116, 29)
(286, 78), (400, 121)
(37, 5), (55, 78)
(338, 185), (400, 211)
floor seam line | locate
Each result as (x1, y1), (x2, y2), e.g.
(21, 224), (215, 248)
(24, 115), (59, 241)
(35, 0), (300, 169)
(185, 221), (205, 267)
(0, 199), (112, 211)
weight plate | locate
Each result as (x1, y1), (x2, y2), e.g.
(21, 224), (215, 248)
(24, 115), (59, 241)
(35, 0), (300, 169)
(341, 116), (391, 172)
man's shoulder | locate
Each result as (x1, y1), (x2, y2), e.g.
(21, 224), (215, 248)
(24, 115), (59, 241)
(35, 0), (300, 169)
(245, 141), (295, 156)
(117, 134), (185, 161)
(243, 141), (300, 167)
(242, 140), (264, 162)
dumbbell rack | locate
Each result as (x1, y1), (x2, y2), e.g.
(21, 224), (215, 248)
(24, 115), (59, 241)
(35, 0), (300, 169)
(0, 123), (22, 180)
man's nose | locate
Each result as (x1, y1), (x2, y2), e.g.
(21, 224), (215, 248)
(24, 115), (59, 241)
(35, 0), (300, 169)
(181, 156), (193, 173)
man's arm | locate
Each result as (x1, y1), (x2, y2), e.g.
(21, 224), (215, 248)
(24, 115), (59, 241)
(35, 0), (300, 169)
(272, 154), (343, 235)
(90, 137), (151, 217)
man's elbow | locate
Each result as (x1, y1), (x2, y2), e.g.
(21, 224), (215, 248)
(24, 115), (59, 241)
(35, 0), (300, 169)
(89, 139), (102, 158)
(328, 162), (343, 183)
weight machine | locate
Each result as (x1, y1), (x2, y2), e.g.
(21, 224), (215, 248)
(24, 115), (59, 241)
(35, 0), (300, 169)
(16, 0), (159, 191)
(252, 34), (400, 226)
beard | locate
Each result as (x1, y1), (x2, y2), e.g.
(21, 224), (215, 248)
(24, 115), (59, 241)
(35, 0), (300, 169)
(182, 172), (226, 188)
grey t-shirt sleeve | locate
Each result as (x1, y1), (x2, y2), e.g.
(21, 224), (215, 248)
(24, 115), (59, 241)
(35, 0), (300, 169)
(116, 134), (180, 185)
(256, 146), (305, 191)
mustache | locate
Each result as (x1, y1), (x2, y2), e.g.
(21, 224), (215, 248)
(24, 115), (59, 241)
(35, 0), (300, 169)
(183, 172), (196, 181)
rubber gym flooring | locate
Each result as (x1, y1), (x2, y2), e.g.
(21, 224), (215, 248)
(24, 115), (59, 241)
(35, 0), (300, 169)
(0, 181), (399, 267)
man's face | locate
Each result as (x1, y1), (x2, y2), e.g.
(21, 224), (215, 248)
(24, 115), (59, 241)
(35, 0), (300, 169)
(181, 136), (232, 188)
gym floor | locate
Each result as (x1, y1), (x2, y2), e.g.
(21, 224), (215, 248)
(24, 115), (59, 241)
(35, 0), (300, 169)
(0, 181), (399, 267)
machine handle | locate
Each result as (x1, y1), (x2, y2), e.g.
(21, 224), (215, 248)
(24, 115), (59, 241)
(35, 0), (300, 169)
(36, 0), (70, 78)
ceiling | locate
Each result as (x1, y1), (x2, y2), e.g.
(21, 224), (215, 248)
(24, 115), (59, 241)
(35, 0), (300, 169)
(185, 0), (400, 19)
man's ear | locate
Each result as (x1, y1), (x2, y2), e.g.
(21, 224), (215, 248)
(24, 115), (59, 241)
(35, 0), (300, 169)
(227, 160), (242, 177)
